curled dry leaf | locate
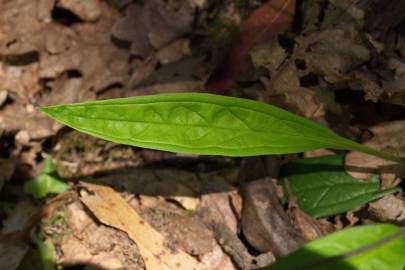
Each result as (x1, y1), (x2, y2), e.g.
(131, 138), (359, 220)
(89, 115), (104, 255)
(354, 57), (405, 105)
(79, 182), (206, 270)
(197, 176), (240, 234)
(0, 0), (130, 144)
(206, 0), (296, 92)
(112, 0), (194, 57)
(345, 121), (405, 180)
(156, 39), (191, 65)
(300, 26), (370, 83)
(256, 45), (346, 121)
(44, 198), (144, 270)
(289, 208), (335, 242)
(368, 195), (405, 223)
(242, 178), (303, 256)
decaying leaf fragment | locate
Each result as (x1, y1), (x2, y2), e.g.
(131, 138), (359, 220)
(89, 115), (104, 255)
(345, 121), (405, 180)
(112, 0), (194, 57)
(79, 182), (206, 270)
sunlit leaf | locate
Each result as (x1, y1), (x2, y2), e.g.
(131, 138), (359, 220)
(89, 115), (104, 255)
(262, 224), (405, 270)
(40, 93), (404, 163)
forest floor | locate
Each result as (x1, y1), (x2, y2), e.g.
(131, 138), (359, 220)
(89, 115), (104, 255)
(0, 0), (404, 269)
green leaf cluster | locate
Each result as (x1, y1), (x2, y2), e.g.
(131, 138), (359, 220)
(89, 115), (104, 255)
(24, 156), (68, 199)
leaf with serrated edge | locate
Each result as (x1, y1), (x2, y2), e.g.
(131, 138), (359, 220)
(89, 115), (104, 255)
(40, 93), (404, 163)
(261, 224), (405, 270)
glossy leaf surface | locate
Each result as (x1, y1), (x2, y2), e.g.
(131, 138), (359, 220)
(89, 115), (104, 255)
(280, 155), (400, 218)
(263, 224), (405, 270)
(40, 93), (404, 163)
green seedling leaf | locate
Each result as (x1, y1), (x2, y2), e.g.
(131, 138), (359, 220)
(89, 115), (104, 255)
(32, 233), (57, 270)
(24, 156), (68, 199)
(280, 155), (400, 218)
(262, 224), (405, 270)
(40, 93), (405, 163)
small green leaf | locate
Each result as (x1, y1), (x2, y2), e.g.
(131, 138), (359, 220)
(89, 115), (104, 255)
(262, 224), (405, 270)
(24, 156), (68, 199)
(32, 234), (57, 270)
(41, 155), (56, 175)
(280, 155), (400, 218)
(40, 93), (405, 163)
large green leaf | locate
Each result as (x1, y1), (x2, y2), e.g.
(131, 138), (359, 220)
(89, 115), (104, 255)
(262, 224), (405, 270)
(40, 93), (404, 163)
(280, 155), (400, 218)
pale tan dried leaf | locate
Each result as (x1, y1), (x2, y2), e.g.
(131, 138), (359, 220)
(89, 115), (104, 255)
(79, 182), (206, 270)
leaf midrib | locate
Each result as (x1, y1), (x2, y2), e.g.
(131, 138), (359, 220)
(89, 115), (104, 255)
(61, 111), (344, 149)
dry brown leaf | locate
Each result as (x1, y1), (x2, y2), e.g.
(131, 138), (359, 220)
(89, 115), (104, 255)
(127, 194), (235, 270)
(56, 0), (102, 21)
(0, 0), (45, 55)
(0, 0), (130, 146)
(44, 199), (144, 270)
(0, 201), (37, 270)
(368, 195), (405, 223)
(301, 27), (370, 83)
(156, 39), (191, 65)
(345, 121), (405, 180)
(79, 182), (206, 270)
(0, 102), (60, 139)
(0, 62), (40, 104)
(242, 178), (303, 256)
(112, 1), (194, 57)
(198, 188), (239, 234)
(206, 0), (296, 92)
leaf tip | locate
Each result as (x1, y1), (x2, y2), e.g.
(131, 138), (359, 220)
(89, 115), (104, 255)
(38, 105), (62, 120)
